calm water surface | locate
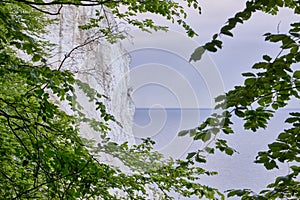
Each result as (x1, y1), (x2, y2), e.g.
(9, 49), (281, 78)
(133, 108), (298, 198)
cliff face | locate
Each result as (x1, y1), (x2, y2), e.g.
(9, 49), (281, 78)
(46, 6), (135, 146)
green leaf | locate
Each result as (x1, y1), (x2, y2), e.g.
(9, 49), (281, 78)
(242, 72), (256, 77)
(285, 117), (299, 123)
(195, 154), (206, 163)
(235, 109), (245, 117)
(186, 152), (196, 159)
(293, 71), (300, 79)
(262, 55), (272, 62)
(265, 160), (278, 170)
(203, 131), (212, 141)
(215, 94), (226, 102)
(189, 128), (197, 137)
(220, 27), (233, 37)
(205, 147), (215, 154)
(244, 77), (256, 86)
(198, 122), (208, 130)
(225, 147), (234, 155)
(290, 112), (300, 117)
(204, 43), (218, 52)
(212, 39), (223, 48)
(227, 189), (249, 197)
(268, 142), (285, 151)
(194, 131), (212, 142)
(32, 54), (41, 62)
(189, 46), (205, 62)
(222, 127), (234, 134)
(178, 130), (189, 136)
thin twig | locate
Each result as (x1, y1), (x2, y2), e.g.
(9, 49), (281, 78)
(27, 3), (63, 15)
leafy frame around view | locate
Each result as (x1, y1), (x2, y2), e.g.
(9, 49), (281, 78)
(0, 0), (223, 199)
(188, 0), (300, 199)
(1, 0), (299, 199)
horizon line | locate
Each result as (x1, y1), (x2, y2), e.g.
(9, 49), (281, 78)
(134, 107), (300, 110)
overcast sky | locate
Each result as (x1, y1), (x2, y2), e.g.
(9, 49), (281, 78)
(123, 0), (299, 109)
(121, 1), (299, 194)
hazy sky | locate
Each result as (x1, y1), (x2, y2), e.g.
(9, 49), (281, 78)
(123, 0), (298, 109)
(122, 1), (299, 196)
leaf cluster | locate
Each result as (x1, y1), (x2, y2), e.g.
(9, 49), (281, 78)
(0, 1), (225, 199)
(186, 0), (300, 199)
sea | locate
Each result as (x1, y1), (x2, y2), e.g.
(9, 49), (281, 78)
(133, 108), (297, 199)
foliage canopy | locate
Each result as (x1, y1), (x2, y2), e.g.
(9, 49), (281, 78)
(0, 0), (223, 199)
(1, 0), (300, 199)
(188, 0), (300, 199)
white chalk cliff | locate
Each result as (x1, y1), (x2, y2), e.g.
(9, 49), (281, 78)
(46, 6), (135, 146)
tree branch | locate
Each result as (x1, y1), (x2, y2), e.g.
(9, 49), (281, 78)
(12, 158), (92, 199)
(7, 0), (113, 6)
(27, 3), (63, 15)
